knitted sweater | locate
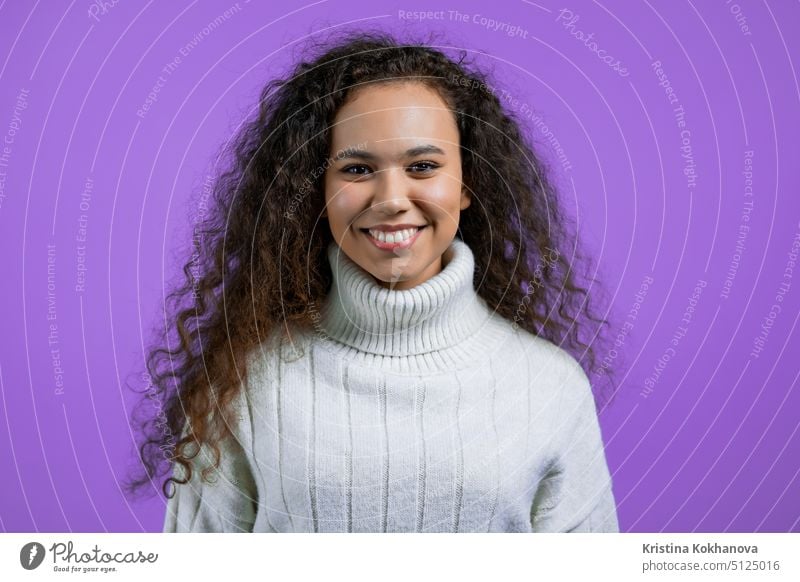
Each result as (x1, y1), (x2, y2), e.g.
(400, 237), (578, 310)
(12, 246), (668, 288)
(163, 237), (619, 533)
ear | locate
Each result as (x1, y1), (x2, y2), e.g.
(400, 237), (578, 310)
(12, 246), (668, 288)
(460, 187), (471, 211)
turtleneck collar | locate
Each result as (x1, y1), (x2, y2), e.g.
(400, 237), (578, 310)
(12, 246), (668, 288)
(316, 237), (507, 373)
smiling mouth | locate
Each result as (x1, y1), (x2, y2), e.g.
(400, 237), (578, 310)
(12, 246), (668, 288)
(359, 225), (427, 250)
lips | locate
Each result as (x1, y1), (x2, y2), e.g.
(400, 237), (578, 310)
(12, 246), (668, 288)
(360, 225), (427, 250)
(364, 226), (420, 243)
(361, 222), (426, 231)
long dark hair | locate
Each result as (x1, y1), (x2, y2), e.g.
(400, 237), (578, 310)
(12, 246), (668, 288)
(126, 28), (620, 499)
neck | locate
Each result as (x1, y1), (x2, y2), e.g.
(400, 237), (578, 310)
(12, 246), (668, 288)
(371, 247), (453, 291)
(317, 238), (498, 366)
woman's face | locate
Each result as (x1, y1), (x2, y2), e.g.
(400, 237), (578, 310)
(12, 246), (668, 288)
(323, 82), (471, 291)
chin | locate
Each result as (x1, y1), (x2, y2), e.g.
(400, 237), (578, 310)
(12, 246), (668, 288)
(372, 270), (412, 284)
(365, 264), (418, 286)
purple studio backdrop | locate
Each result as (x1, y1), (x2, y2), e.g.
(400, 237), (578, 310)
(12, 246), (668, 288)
(1, 0), (799, 533)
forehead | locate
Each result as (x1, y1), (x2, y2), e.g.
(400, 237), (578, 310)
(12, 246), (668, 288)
(329, 82), (459, 148)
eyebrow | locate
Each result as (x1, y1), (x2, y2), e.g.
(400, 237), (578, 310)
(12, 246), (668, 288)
(335, 144), (447, 162)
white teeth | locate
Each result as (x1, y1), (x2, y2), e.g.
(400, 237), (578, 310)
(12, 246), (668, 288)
(368, 227), (419, 243)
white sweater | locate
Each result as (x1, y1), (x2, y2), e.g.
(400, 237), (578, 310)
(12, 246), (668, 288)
(163, 237), (619, 532)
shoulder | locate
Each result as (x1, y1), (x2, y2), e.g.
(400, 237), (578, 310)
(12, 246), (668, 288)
(509, 327), (596, 423)
(511, 328), (591, 391)
(239, 324), (309, 403)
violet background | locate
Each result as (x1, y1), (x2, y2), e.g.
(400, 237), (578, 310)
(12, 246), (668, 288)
(1, 0), (798, 532)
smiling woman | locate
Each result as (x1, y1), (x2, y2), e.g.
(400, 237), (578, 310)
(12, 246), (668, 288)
(324, 82), (471, 290)
(127, 28), (620, 533)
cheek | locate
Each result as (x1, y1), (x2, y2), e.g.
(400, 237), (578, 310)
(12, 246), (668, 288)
(418, 182), (466, 218)
(325, 187), (362, 229)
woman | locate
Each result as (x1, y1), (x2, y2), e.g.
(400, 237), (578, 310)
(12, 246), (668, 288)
(128, 29), (620, 533)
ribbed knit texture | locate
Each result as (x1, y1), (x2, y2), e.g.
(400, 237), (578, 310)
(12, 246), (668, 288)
(163, 237), (619, 533)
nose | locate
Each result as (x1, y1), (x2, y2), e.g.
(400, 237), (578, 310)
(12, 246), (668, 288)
(371, 167), (413, 215)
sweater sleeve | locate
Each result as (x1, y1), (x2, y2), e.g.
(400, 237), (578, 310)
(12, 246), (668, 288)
(530, 355), (619, 532)
(163, 399), (259, 533)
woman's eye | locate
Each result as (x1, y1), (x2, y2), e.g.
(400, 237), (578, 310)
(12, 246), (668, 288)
(342, 164), (370, 175)
(409, 161), (439, 173)
(340, 162), (439, 176)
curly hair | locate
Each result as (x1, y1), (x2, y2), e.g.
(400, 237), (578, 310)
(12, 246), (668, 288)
(125, 27), (621, 499)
